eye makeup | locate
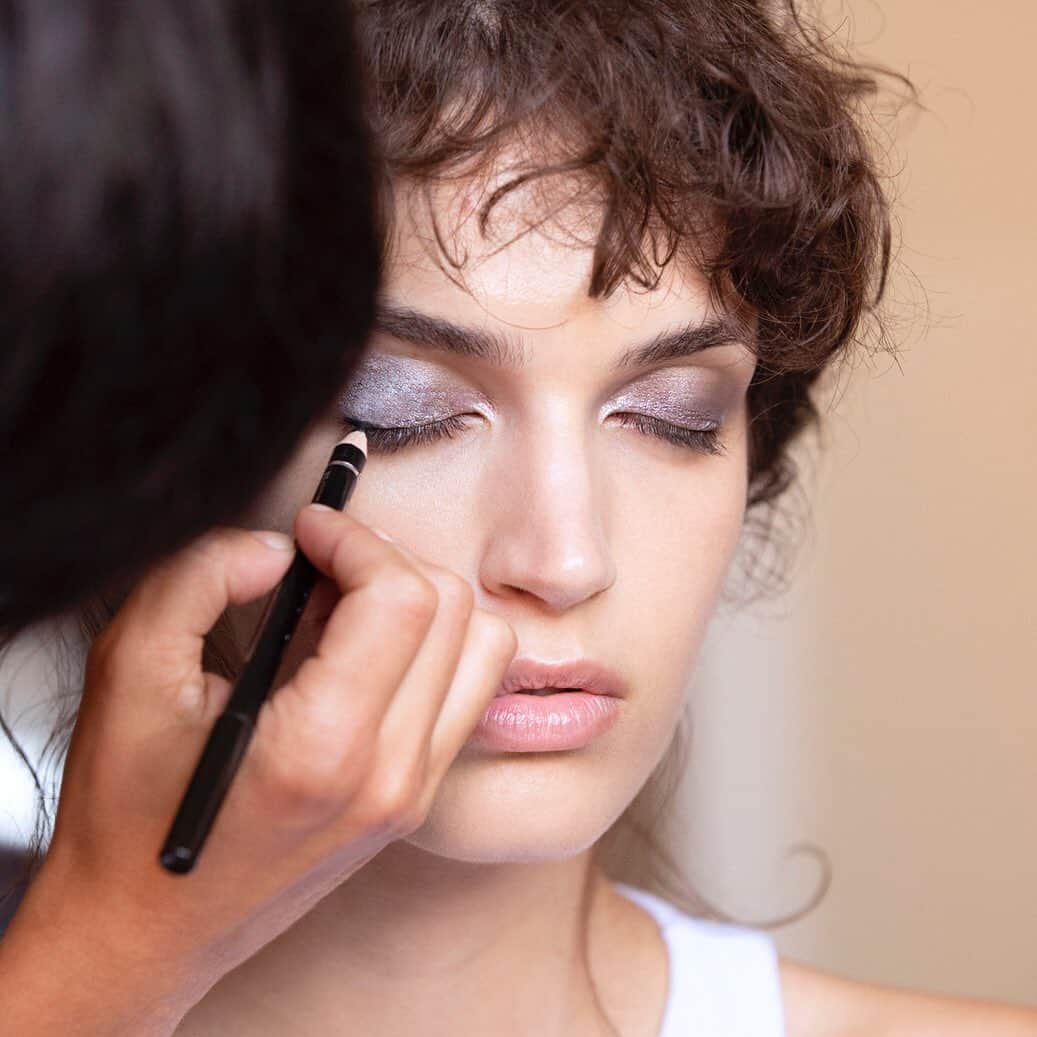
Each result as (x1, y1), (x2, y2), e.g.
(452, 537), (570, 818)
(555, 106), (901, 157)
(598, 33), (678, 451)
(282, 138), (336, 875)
(605, 365), (742, 429)
(337, 353), (487, 428)
(338, 349), (748, 458)
(602, 364), (746, 456)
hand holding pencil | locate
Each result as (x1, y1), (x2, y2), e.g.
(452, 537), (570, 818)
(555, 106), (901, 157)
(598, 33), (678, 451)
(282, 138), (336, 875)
(0, 432), (517, 1035)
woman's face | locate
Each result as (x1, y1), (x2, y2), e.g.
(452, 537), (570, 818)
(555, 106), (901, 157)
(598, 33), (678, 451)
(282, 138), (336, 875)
(245, 175), (756, 863)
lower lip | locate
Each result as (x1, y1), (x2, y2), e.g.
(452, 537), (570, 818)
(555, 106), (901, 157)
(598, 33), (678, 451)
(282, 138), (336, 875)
(470, 691), (622, 752)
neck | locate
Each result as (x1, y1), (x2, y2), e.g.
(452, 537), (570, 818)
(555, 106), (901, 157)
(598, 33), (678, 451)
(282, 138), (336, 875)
(199, 842), (613, 1037)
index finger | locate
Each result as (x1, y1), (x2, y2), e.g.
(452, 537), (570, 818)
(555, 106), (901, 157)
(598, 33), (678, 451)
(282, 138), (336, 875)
(292, 505), (411, 594)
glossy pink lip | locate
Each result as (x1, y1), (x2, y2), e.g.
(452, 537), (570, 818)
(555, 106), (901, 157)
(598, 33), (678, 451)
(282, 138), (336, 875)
(470, 658), (626, 753)
(495, 658), (628, 698)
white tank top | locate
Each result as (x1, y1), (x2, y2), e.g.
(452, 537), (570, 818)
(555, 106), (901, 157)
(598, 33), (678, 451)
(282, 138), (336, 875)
(615, 882), (786, 1036)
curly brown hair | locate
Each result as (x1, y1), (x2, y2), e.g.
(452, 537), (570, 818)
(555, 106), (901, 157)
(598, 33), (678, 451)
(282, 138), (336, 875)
(354, 0), (894, 511)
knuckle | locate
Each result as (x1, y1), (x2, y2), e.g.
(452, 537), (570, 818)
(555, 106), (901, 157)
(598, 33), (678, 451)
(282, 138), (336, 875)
(362, 762), (427, 833)
(260, 753), (355, 820)
(270, 763), (328, 808)
(475, 609), (518, 658)
(254, 710), (378, 821)
(325, 516), (360, 571)
(267, 778), (339, 821)
(371, 565), (438, 628)
(427, 568), (474, 621)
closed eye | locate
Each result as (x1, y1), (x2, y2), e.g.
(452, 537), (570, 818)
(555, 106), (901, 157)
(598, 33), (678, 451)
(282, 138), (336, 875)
(612, 413), (724, 457)
(341, 412), (724, 457)
(341, 414), (470, 454)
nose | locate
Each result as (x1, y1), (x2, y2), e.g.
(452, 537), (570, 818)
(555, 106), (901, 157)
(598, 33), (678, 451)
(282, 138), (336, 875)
(478, 421), (616, 614)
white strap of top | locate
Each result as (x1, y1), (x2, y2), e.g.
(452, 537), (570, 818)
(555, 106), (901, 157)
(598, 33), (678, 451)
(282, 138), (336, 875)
(615, 882), (786, 1037)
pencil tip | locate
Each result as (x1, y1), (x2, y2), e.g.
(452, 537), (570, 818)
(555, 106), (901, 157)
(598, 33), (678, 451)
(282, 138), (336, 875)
(340, 428), (368, 455)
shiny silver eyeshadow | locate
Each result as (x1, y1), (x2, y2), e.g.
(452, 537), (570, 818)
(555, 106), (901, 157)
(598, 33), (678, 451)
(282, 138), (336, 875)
(606, 367), (735, 427)
(340, 352), (739, 430)
(337, 354), (480, 426)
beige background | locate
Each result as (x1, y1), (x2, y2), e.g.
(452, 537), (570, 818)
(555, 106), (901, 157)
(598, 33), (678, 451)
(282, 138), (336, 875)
(671, 0), (1037, 1007)
(2, 0), (1036, 1010)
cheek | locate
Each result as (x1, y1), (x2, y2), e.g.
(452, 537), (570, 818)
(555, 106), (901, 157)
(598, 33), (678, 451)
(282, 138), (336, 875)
(599, 430), (748, 767)
(612, 431), (748, 640)
(621, 466), (744, 623)
(343, 442), (490, 574)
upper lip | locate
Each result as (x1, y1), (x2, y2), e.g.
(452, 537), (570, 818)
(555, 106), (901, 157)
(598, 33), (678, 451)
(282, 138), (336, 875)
(496, 658), (627, 698)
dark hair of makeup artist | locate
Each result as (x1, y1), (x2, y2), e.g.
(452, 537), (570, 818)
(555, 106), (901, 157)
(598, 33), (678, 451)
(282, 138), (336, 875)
(0, 0), (379, 636)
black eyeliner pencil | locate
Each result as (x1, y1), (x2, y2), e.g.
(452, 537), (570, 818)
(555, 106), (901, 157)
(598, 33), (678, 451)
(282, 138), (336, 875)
(159, 430), (368, 875)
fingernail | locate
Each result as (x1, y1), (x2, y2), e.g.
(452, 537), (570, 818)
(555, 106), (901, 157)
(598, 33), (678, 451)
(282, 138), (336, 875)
(306, 503), (335, 514)
(251, 530), (294, 551)
(370, 527), (395, 543)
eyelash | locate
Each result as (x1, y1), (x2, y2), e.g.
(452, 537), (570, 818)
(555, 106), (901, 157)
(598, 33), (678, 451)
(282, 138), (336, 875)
(342, 413), (724, 457)
(613, 413), (724, 457)
(343, 414), (469, 455)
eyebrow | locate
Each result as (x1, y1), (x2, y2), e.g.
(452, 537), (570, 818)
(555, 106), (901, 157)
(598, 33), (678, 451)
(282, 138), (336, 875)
(373, 305), (748, 370)
(374, 306), (524, 368)
(617, 318), (748, 368)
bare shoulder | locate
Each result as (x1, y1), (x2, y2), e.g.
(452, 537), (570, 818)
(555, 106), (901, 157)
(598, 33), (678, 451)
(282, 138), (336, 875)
(779, 956), (1037, 1037)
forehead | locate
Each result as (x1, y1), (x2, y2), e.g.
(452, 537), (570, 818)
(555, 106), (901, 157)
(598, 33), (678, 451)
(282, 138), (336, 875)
(384, 169), (717, 348)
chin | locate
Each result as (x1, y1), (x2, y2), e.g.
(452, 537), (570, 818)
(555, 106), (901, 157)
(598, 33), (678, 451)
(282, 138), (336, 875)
(402, 748), (644, 864)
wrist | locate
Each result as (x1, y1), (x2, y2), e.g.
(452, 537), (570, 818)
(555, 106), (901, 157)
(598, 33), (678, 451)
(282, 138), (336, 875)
(0, 878), (208, 1037)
